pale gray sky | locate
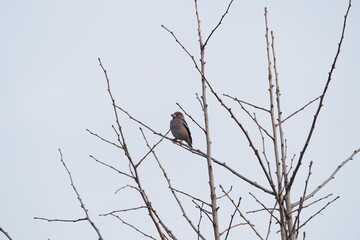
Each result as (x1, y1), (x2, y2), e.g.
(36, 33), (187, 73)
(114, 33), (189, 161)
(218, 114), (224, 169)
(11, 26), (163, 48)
(1, 1), (359, 239)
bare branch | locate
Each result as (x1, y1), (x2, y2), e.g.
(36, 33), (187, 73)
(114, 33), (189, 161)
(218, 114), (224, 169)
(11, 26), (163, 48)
(98, 58), (129, 151)
(271, 30), (288, 191)
(297, 196), (340, 230)
(176, 102), (205, 133)
(109, 213), (158, 240)
(34, 217), (87, 223)
(290, 194), (333, 214)
(196, 93), (204, 111)
(0, 227), (12, 240)
(220, 185), (264, 240)
(161, 25), (201, 72)
(193, 200), (213, 222)
(115, 184), (140, 194)
(292, 148), (360, 207)
(217, 185), (233, 200)
(89, 155), (133, 179)
(100, 206), (148, 216)
(287, 154), (296, 176)
(212, 159), (273, 195)
(249, 192), (281, 225)
(136, 127), (171, 168)
(265, 202), (278, 240)
(196, 203), (204, 240)
(291, 161), (313, 237)
(171, 188), (211, 207)
(35, 149), (104, 239)
(224, 94), (273, 140)
(256, 113), (273, 182)
(86, 128), (122, 149)
(223, 197), (241, 240)
(221, 223), (248, 239)
(264, 9), (287, 239)
(276, 95), (322, 126)
(223, 94), (270, 113)
(203, 0), (234, 48)
(288, 0), (352, 191)
(59, 150), (104, 239)
(194, 0), (220, 238)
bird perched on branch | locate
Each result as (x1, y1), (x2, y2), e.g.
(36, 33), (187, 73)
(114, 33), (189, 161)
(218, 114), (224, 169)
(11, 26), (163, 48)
(170, 111), (192, 148)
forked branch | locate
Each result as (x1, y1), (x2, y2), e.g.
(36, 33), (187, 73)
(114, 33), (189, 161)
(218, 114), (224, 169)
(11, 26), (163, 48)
(35, 149), (104, 240)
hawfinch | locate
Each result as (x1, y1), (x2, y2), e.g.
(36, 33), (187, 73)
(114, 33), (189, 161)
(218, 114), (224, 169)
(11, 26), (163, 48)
(170, 112), (192, 148)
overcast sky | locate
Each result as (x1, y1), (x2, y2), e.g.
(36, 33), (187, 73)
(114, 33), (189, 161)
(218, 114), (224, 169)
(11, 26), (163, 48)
(1, 1), (359, 239)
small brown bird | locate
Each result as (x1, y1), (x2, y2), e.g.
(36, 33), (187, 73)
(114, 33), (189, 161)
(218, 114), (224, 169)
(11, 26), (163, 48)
(170, 111), (192, 148)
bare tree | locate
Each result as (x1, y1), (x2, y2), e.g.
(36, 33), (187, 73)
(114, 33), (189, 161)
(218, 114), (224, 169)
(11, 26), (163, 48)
(35, 1), (359, 240)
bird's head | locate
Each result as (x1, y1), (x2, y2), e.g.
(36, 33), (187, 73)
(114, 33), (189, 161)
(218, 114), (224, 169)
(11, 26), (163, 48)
(171, 111), (184, 119)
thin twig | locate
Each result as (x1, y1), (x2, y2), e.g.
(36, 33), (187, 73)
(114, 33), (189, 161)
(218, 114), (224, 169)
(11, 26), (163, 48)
(297, 196), (340, 230)
(36, 149), (104, 239)
(176, 102), (205, 132)
(109, 213), (158, 240)
(100, 206), (148, 216)
(290, 194), (333, 214)
(171, 188), (211, 207)
(59, 150), (103, 239)
(265, 201), (278, 240)
(226, 95), (273, 140)
(115, 184), (140, 194)
(99, 58), (128, 151)
(34, 217), (87, 223)
(291, 161), (313, 237)
(193, 200), (212, 222)
(89, 155), (133, 179)
(248, 192), (281, 225)
(220, 185), (264, 240)
(203, 0), (234, 48)
(196, 93), (204, 111)
(276, 95), (322, 126)
(291, 148), (360, 207)
(136, 128), (171, 168)
(223, 197), (241, 240)
(0, 227), (12, 240)
(287, 154), (296, 176)
(223, 94), (270, 113)
(196, 203), (204, 240)
(86, 128), (122, 149)
(221, 223), (247, 238)
(161, 25), (201, 72)
(256, 113), (273, 183)
(213, 160), (273, 195)
(217, 185), (233, 200)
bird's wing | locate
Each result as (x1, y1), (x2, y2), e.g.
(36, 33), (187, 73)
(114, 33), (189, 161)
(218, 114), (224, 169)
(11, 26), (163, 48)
(181, 119), (192, 141)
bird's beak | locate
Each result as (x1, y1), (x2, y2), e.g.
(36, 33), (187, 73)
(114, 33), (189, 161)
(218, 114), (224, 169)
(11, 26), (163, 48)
(171, 113), (175, 118)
